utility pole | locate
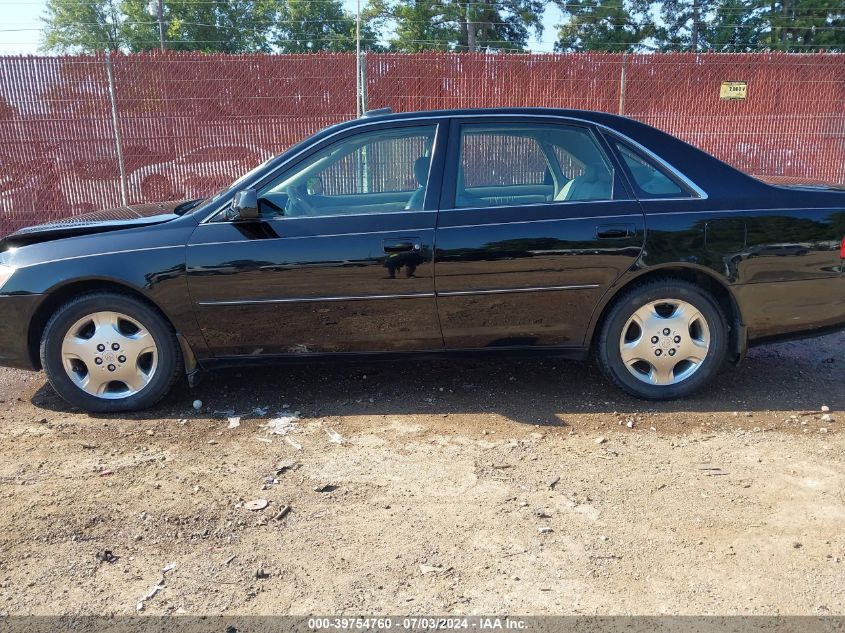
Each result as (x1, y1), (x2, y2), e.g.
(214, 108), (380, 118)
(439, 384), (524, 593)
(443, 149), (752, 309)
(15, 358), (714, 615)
(466, 2), (477, 51)
(157, 0), (166, 51)
(356, 0), (362, 116)
(691, 0), (700, 51)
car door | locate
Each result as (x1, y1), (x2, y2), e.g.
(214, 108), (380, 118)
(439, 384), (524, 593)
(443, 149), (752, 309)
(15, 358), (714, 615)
(434, 117), (646, 349)
(186, 120), (447, 357)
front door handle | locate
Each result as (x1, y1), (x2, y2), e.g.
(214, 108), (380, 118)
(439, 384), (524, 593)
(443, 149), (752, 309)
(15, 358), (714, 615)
(596, 224), (633, 239)
(383, 237), (420, 253)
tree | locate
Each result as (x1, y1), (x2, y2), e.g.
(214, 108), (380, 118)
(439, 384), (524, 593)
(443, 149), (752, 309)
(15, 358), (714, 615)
(273, 0), (381, 52)
(41, 0), (380, 54)
(554, 0), (656, 51)
(42, 0), (127, 51)
(653, 0), (844, 51)
(367, 0), (547, 52)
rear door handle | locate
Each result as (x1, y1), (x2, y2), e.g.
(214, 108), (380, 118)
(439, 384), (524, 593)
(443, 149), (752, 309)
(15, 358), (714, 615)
(383, 237), (421, 253)
(596, 224), (633, 239)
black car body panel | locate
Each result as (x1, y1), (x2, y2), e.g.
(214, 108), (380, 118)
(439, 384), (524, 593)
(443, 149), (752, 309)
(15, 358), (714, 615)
(0, 108), (842, 374)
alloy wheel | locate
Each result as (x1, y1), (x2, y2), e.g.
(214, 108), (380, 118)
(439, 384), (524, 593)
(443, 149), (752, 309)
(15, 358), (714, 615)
(60, 311), (158, 399)
(618, 299), (711, 386)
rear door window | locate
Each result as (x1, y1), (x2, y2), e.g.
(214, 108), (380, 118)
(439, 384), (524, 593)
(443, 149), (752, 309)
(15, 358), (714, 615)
(454, 123), (615, 209)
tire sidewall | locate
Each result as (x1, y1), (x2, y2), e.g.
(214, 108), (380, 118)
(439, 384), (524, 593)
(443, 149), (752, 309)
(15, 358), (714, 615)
(599, 282), (728, 400)
(41, 294), (180, 413)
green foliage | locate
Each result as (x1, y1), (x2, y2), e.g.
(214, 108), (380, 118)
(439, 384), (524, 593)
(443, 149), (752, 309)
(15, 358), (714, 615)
(41, 0), (377, 54)
(555, 0), (844, 51)
(42, 0), (127, 51)
(366, 0), (547, 52)
(274, 0), (381, 53)
(555, 0), (656, 52)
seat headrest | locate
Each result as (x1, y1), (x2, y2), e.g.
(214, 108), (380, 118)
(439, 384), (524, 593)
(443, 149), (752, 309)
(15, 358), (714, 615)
(414, 156), (430, 185)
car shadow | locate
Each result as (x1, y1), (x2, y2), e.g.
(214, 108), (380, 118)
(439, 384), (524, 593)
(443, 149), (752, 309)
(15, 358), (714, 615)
(29, 331), (845, 426)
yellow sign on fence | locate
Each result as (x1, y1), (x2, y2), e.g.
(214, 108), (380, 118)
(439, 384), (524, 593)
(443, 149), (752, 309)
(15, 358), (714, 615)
(720, 81), (748, 100)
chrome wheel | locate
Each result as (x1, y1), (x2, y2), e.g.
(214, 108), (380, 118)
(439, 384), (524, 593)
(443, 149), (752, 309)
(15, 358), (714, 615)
(619, 299), (711, 386)
(60, 311), (158, 399)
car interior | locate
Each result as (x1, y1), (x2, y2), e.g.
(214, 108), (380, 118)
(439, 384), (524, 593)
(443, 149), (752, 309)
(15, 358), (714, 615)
(255, 123), (621, 218)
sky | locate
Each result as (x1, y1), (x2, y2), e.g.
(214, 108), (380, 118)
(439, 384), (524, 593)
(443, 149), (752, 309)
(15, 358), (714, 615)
(0, 0), (565, 55)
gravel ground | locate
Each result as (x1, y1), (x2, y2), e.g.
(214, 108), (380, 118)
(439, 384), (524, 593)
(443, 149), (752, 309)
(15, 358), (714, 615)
(0, 331), (843, 616)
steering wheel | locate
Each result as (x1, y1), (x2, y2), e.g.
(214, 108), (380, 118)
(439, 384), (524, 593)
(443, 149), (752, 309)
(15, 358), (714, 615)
(285, 184), (318, 217)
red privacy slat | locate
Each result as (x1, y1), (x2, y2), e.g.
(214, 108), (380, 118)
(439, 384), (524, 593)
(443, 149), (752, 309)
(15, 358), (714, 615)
(0, 50), (842, 236)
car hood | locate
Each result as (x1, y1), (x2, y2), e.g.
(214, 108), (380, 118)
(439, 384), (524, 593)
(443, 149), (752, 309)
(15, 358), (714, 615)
(1, 201), (186, 249)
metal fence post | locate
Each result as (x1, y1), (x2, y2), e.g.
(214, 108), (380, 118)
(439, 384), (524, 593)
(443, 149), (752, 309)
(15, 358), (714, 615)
(618, 52), (628, 116)
(361, 51), (368, 113)
(104, 50), (128, 206)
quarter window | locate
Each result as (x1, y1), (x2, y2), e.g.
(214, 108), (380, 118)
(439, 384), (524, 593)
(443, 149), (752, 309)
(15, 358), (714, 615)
(258, 125), (436, 218)
(454, 123), (614, 209)
(613, 141), (691, 198)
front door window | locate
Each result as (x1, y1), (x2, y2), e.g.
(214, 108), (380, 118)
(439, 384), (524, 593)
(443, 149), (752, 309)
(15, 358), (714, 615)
(258, 126), (437, 218)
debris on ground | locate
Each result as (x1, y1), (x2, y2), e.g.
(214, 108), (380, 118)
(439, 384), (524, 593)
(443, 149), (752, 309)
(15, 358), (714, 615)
(274, 505), (291, 521)
(96, 550), (117, 563)
(326, 428), (344, 444)
(136, 584), (163, 612)
(595, 436), (607, 445)
(275, 459), (299, 475)
(162, 562), (176, 574)
(547, 476), (560, 489)
(244, 499), (269, 511)
(265, 416), (299, 436)
(419, 563), (440, 574)
(538, 527), (554, 534)
(255, 567), (270, 579)
(227, 417), (241, 429)
(285, 437), (303, 450)
(98, 469), (113, 477)
(314, 483), (337, 493)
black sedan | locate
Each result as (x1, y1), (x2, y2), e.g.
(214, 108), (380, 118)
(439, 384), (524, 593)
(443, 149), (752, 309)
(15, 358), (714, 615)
(0, 108), (843, 412)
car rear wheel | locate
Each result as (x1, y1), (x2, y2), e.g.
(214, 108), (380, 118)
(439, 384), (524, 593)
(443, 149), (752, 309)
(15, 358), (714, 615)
(596, 279), (728, 400)
(40, 293), (183, 412)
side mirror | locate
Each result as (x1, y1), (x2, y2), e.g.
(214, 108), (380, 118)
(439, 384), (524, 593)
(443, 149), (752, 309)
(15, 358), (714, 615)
(229, 189), (259, 220)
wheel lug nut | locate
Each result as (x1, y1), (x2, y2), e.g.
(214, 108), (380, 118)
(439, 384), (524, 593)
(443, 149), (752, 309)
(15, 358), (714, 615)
(111, 343), (120, 351)
(118, 355), (126, 363)
(107, 364), (116, 372)
(655, 349), (662, 356)
(668, 349), (676, 356)
(651, 336), (659, 344)
(94, 357), (103, 365)
(663, 328), (670, 336)
(674, 335), (681, 343)
(97, 344), (105, 352)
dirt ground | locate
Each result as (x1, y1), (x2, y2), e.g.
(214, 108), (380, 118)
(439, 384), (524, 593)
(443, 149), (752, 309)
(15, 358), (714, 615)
(0, 332), (843, 616)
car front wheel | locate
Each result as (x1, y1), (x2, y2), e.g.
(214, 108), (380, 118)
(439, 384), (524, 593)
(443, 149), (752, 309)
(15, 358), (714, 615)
(40, 292), (183, 412)
(596, 279), (728, 400)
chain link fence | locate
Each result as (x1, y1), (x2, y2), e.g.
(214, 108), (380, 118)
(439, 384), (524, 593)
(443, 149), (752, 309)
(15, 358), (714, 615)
(0, 51), (842, 235)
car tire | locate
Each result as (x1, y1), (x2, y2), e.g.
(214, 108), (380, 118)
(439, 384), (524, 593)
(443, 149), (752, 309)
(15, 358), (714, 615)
(596, 279), (728, 400)
(40, 292), (183, 413)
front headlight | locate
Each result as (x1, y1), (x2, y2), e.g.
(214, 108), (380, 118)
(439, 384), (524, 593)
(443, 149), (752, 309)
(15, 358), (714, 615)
(0, 264), (16, 291)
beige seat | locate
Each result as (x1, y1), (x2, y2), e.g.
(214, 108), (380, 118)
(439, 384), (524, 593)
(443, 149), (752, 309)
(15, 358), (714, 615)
(555, 165), (612, 202)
